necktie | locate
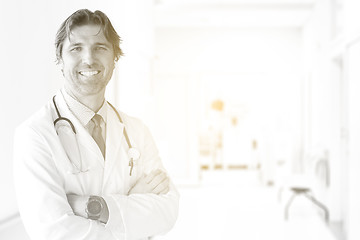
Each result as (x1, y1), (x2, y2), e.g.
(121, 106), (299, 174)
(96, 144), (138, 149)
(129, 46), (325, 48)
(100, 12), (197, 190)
(91, 114), (105, 158)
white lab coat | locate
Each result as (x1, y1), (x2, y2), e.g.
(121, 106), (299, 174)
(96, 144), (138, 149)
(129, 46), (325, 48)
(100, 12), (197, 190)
(13, 92), (179, 240)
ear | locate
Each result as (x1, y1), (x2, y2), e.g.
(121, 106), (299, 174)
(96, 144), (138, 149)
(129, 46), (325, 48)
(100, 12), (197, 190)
(58, 57), (64, 66)
(58, 59), (65, 76)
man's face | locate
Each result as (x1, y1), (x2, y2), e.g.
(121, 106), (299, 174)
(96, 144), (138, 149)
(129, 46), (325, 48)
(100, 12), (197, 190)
(60, 24), (115, 97)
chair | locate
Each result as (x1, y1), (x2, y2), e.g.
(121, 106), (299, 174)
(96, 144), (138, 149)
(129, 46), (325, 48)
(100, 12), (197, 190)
(280, 149), (330, 222)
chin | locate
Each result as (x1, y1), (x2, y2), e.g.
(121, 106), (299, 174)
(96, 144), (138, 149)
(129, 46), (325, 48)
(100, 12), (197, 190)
(81, 84), (106, 95)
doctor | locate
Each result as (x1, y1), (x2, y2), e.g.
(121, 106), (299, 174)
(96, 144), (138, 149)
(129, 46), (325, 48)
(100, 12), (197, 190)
(13, 9), (179, 240)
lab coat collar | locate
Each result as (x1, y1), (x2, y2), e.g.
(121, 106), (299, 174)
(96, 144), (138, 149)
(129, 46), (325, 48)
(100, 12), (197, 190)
(102, 104), (126, 187)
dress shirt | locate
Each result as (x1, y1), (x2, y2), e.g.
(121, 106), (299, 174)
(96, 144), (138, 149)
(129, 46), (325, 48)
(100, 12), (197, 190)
(61, 88), (107, 142)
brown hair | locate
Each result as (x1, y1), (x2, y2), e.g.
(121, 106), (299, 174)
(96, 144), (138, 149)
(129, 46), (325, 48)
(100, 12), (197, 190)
(55, 9), (123, 63)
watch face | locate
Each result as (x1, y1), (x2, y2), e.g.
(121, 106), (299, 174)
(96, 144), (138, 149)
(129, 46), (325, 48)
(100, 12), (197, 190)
(88, 200), (102, 215)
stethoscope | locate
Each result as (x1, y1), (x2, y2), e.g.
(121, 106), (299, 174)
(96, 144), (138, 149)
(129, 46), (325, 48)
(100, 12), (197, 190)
(52, 95), (140, 176)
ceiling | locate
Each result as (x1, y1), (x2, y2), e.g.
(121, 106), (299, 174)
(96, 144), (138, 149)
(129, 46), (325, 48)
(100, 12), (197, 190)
(154, 0), (316, 28)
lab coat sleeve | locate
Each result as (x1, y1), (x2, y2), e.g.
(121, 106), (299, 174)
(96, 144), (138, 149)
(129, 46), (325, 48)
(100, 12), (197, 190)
(13, 125), (116, 240)
(103, 124), (180, 240)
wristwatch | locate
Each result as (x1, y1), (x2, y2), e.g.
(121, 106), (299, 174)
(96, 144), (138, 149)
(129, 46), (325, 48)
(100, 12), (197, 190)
(86, 196), (103, 220)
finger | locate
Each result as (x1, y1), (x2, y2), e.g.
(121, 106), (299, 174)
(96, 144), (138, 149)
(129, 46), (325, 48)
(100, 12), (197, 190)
(144, 174), (153, 183)
(148, 172), (167, 189)
(152, 178), (170, 194)
(158, 186), (170, 195)
(153, 182), (169, 194)
(144, 169), (160, 183)
(145, 169), (164, 183)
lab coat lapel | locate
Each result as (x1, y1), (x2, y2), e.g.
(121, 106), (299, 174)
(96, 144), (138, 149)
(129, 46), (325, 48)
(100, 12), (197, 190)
(102, 104), (127, 190)
(56, 91), (105, 167)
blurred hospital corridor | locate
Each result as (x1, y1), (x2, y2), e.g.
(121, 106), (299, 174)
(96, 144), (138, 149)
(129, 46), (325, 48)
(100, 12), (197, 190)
(160, 170), (339, 240)
(2, 0), (360, 239)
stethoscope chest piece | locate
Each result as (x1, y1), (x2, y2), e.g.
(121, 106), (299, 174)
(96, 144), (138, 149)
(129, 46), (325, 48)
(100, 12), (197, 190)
(128, 147), (140, 161)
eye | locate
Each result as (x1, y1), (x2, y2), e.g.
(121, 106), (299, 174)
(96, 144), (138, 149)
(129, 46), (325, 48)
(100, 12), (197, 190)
(95, 46), (108, 51)
(70, 47), (82, 52)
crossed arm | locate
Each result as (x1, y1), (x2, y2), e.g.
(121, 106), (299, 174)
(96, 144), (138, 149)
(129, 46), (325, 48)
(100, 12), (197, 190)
(67, 169), (170, 223)
(14, 124), (179, 240)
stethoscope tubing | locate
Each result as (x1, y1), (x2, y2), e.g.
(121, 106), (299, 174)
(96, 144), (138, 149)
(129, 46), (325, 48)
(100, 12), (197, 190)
(53, 96), (77, 134)
(52, 95), (138, 175)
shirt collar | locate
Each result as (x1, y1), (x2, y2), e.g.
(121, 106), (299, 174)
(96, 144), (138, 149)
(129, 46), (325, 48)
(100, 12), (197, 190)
(97, 100), (107, 124)
(61, 88), (107, 127)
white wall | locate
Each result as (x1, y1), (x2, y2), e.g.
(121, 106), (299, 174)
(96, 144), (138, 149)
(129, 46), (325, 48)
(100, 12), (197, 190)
(343, 2), (360, 238)
(346, 40), (360, 240)
(301, 0), (347, 224)
(302, 1), (360, 239)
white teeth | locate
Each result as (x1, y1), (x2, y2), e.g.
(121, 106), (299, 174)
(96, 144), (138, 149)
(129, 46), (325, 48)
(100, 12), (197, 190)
(79, 70), (99, 77)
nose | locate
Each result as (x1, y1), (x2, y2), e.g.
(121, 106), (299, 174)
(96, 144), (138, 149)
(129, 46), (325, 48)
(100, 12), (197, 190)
(81, 48), (95, 66)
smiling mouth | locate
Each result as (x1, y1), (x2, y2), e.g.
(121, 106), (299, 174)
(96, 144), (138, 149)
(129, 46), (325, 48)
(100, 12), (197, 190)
(79, 70), (100, 77)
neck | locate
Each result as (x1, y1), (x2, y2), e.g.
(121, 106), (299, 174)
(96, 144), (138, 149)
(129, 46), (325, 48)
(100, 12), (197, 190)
(64, 86), (105, 112)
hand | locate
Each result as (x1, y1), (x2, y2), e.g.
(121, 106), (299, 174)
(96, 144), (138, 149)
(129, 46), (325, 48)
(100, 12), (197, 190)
(67, 194), (88, 218)
(128, 169), (170, 195)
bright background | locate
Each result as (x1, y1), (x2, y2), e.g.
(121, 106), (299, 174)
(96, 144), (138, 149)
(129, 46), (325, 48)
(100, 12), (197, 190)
(1, 0), (360, 239)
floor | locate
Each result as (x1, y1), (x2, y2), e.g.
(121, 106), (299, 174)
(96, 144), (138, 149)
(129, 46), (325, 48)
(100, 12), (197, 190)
(157, 170), (339, 240)
(0, 170), (341, 240)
